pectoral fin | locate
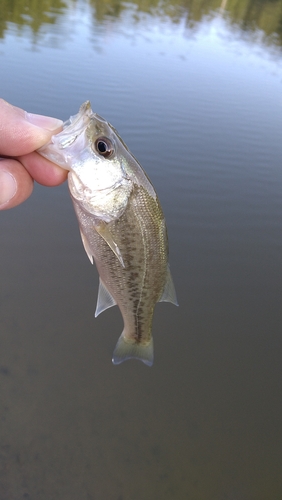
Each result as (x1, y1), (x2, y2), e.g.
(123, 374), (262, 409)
(80, 229), (93, 264)
(159, 265), (178, 306)
(95, 222), (125, 268)
(95, 278), (117, 317)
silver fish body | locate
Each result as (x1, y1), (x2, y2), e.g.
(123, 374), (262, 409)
(39, 101), (177, 366)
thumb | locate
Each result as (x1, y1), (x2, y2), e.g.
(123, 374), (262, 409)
(0, 99), (63, 156)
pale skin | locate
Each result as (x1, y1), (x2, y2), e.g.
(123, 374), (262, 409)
(0, 99), (67, 210)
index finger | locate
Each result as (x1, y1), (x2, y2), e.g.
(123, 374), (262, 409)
(0, 99), (63, 156)
(18, 152), (68, 186)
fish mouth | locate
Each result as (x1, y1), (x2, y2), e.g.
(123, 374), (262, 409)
(38, 103), (92, 170)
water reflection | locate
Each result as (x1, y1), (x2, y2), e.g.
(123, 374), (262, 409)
(1, 0), (282, 50)
(0, 0), (66, 37)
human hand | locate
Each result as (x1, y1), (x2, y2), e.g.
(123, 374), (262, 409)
(0, 99), (68, 210)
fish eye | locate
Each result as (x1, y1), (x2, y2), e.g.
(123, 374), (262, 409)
(94, 136), (114, 158)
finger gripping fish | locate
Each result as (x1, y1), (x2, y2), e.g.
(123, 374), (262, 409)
(38, 101), (178, 366)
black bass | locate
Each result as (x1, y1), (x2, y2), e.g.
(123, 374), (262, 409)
(38, 101), (177, 366)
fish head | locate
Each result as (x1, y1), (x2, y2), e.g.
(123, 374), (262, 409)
(38, 101), (132, 222)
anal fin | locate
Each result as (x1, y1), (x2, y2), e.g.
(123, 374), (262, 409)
(159, 265), (178, 306)
(95, 278), (117, 317)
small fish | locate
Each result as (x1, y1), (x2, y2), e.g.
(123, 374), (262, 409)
(38, 101), (178, 366)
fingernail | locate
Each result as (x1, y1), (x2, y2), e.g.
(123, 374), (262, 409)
(0, 170), (17, 207)
(26, 112), (63, 131)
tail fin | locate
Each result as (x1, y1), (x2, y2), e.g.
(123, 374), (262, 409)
(112, 333), (154, 367)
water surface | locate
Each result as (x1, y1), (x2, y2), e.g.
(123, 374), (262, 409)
(0, 0), (282, 498)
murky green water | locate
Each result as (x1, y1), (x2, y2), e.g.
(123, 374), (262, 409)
(1, 0), (282, 498)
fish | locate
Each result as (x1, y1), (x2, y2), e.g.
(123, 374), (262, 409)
(38, 101), (178, 366)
